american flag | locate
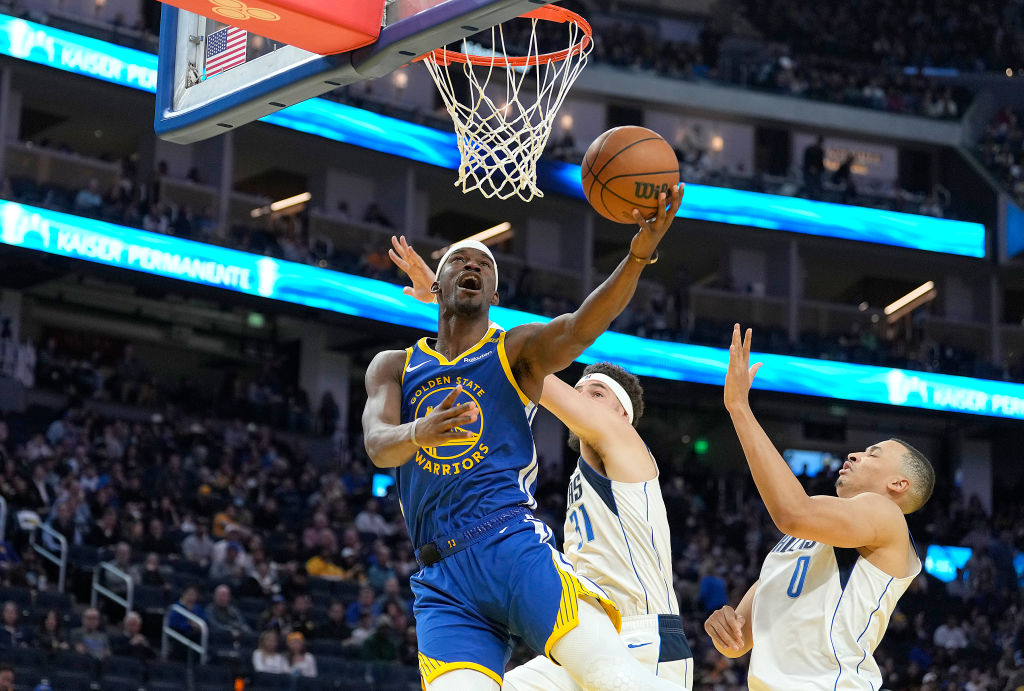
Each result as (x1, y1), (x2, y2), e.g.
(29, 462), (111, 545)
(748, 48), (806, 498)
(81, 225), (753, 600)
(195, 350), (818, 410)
(205, 26), (247, 78)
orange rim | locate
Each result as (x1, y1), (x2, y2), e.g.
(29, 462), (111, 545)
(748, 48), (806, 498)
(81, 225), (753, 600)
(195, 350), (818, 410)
(415, 4), (591, 67)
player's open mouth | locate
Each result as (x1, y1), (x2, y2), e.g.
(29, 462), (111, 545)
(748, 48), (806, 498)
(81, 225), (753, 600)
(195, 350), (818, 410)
(839, 461), (852, 474)
(457, 273), (482, 291)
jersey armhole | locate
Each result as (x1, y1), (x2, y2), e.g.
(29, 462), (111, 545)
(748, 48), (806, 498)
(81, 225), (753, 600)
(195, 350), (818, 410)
(497, 331), (532, 406)
(399, 347), (413, 386)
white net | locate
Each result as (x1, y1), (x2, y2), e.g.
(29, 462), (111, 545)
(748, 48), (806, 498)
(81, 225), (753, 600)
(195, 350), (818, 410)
(422, 10), (591, 202)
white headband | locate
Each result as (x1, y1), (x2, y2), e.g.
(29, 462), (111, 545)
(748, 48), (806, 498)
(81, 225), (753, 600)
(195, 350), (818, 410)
(575, 372), (634, 424)
(436, 240), (498, 290)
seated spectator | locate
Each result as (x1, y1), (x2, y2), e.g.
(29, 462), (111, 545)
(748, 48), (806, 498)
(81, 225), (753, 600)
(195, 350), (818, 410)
(346, 587), (381, 627)
(209, 542), (247, 581)
(252, 630), (288, 674)
(315, 600), (350, 640)
(73, 179), (103, 216)
(367, 544), (397, 590)
(360, 614), (398, 662)
(34, 609), (69, 655)
(86, 507), (121, 547)
(70, 608), (110, 660)
(290, 593), (317, 640)
(337, 547), (368, 584)
(143, 518), (177, 555)
(342, 611), (376, 651)
(0, 664), (12, 691)
(305, 533), (345, 581)
(167, 585), (206, 639)
(181, 518), (215, 567)
(0, 601), (30, 650)
(302, 512), (334, 552)
(206, 585), (252, 637)
(131, 552), (169, 588)
(933, 615), (969, 649)
(111, 611), (155, 661)
(375, 576), (410, 615)
(284, 631), (318, 678)
(260, 594), (292, 635)
(355, 498), (397, 540)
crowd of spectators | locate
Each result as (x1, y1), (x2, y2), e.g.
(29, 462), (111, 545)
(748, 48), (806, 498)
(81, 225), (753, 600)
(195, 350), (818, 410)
(0, 373), (1021, 689)
(735, 51), (968, 119)
(739, 0), (1024, 73)
(977, 107), (1024, 206)
(0, 0), (986, 122)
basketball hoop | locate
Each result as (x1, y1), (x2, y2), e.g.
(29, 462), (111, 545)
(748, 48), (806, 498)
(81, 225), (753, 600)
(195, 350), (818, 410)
(417, 4), (592, 202)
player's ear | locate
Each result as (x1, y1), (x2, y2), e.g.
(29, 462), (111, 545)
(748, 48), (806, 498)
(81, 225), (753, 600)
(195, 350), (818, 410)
(491, 290), (499, 306)
(888, 475), (910, 497)
(430, 281), (440, 295)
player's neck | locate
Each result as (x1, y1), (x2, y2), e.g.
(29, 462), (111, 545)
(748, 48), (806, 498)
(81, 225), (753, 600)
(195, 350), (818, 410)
(436, 314), (491, 360)
(580, 444), (607, 476)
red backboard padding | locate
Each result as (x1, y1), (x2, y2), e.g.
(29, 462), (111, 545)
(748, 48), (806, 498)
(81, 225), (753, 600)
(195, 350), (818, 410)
(159, 0), (386, 55)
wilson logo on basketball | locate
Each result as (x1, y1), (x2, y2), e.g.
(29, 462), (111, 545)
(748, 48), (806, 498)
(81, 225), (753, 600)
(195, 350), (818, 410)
(633, 182), (673, 200)
(210, 0), (281, 21)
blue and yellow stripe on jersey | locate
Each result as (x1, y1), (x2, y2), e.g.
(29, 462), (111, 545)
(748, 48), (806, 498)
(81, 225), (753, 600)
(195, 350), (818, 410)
(398, 326), (539, 550)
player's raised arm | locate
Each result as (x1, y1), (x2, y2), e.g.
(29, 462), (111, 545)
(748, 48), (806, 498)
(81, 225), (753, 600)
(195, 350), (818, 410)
(539, 374), (654, 481)
(705, 580), (756, 658)
(506, 185), (683, 392)
(362, 351), (480, 468)
(724, 324), (905, 548)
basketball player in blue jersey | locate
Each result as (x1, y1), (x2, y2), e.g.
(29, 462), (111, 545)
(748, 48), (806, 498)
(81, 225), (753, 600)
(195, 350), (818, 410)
(362, 185), (684, 691)
(388, 237), (694, 689)
(704, 325), (936, 690)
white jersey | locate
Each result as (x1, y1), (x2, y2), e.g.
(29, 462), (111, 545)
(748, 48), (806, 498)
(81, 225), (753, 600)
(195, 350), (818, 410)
(503, 456), (691, 691)
(563, 457), (678, 618)
(749, 534), (920, 690)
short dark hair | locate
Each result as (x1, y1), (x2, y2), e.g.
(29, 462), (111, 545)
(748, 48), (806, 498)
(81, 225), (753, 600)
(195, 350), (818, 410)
(891, 438), (934, 514)
(580, 362), (645, 426)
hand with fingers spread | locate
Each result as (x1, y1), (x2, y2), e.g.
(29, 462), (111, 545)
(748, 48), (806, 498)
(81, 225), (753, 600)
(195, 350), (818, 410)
(628, 183), (684, 263)
(411, 384), (480, 448)
(724, 323), (763, 413)
(389, 235), (436, 304)
(704, 605), (747, 655)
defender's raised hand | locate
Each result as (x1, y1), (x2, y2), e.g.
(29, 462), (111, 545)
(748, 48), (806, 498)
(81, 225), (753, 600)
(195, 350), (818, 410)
(724, 323), (762, 413)
(389, 235), (436, 304)
(629, 182), (684, 262)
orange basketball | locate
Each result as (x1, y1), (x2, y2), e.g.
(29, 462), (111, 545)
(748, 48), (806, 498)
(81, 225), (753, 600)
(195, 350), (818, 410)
(581, 126), (680, 224)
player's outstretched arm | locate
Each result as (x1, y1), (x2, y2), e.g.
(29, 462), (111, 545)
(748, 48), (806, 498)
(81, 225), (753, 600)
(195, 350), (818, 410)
(705, 580), (756, 658)
(507, 185), (684, 388)
(362, 352), (480, 468)
(388, 235), (435, 304)
(724, 324), (904, 547)
(539, 375), (654, 482)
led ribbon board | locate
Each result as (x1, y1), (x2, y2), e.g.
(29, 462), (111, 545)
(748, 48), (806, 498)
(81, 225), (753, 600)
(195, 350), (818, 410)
(0, 14), (987, 258)
(0, 200), (1019, 418)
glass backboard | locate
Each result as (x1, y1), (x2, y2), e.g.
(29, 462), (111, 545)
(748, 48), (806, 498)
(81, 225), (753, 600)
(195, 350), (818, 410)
(155, 0), (557, 144)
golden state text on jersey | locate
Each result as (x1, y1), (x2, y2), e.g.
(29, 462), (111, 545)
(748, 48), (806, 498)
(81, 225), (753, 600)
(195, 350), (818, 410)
(398, 327), (539, 548)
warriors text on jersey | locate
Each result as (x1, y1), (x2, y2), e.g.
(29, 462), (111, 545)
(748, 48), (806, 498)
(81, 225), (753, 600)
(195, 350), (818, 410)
(749, 535), (921, 690)
(398, 327), (538, 548)
(563, 457), (678, 618)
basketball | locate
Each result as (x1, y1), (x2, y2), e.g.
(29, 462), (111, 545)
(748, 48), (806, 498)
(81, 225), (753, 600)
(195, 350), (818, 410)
(581, 126), (680, 223)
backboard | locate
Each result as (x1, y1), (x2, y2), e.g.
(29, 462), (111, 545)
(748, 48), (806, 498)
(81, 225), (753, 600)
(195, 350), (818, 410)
(155, 0), (558, 144)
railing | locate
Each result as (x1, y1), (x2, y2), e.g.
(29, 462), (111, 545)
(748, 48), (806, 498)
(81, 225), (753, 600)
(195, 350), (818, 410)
(91, 561), (134, 613)
(161, 604), (208, 664)
(30, 523), (68, 592)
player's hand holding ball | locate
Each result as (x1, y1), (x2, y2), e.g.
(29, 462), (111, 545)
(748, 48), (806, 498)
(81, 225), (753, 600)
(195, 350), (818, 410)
(580, 126), (684, 263)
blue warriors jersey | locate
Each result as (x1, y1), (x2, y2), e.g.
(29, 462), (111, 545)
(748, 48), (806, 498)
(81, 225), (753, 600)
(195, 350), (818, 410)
(398, 327), (539, 548)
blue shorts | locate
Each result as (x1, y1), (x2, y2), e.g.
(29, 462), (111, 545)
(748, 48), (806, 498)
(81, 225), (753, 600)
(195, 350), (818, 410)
(413, 513), (621, 686)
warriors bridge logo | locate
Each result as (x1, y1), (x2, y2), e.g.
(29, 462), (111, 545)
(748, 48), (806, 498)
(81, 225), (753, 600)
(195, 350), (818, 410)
(409, 377), (489, 477)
